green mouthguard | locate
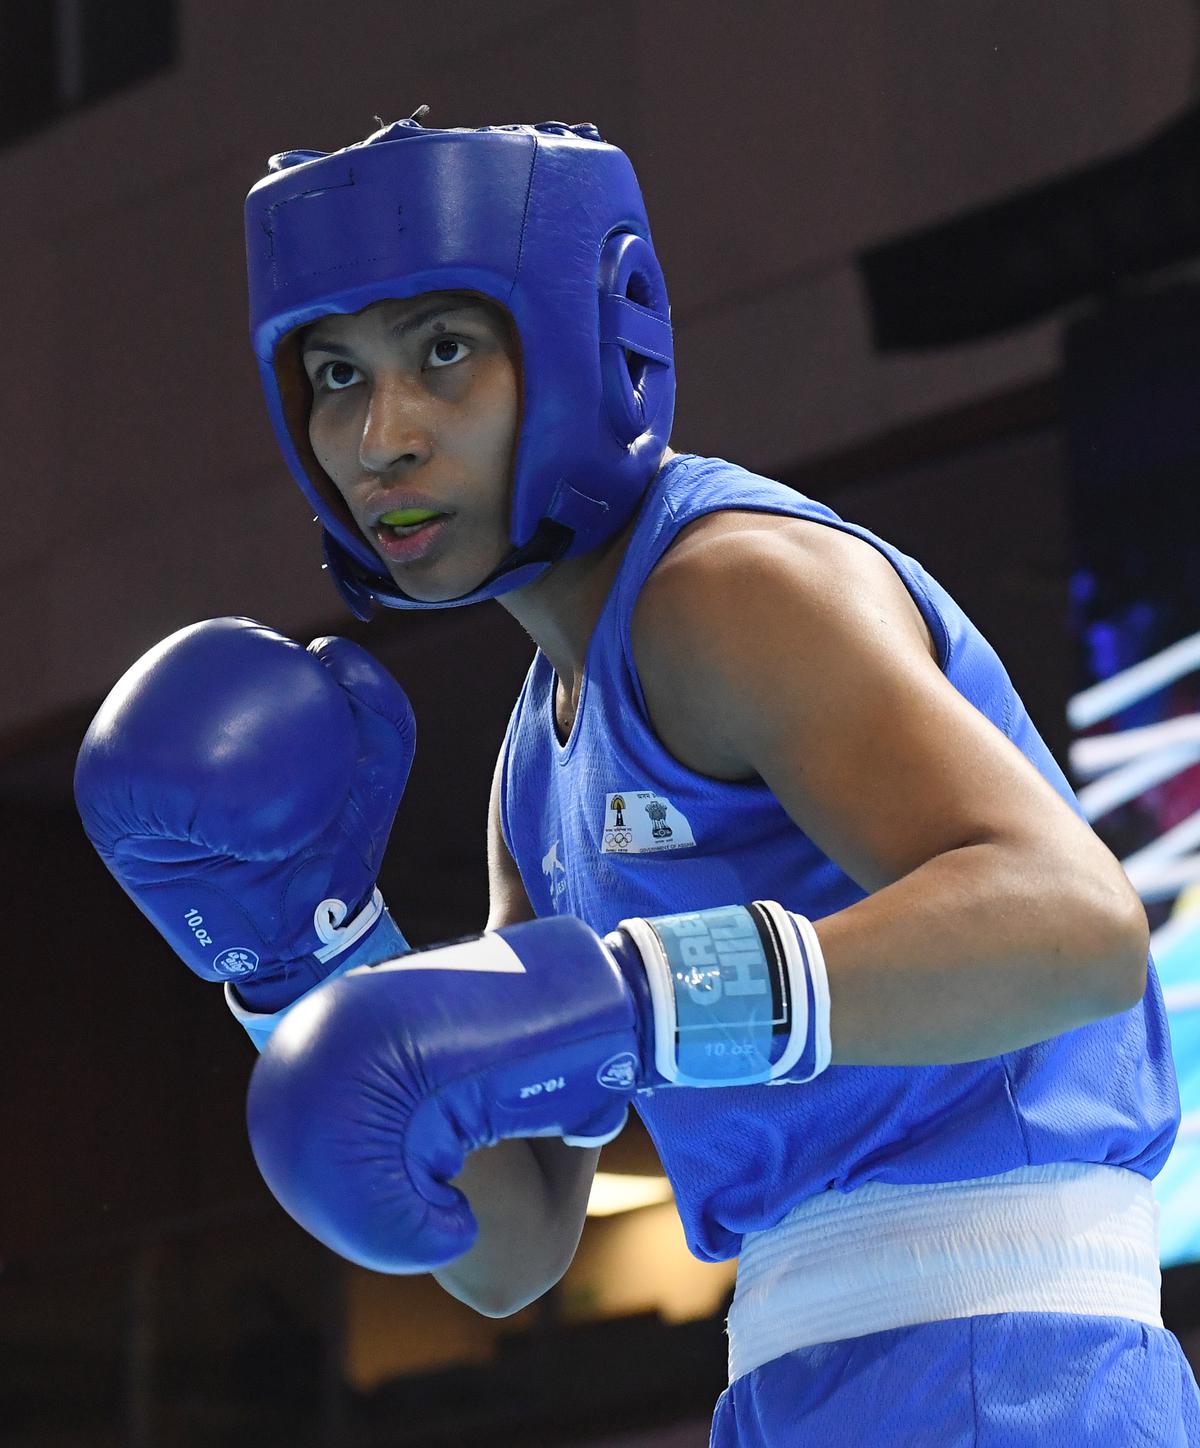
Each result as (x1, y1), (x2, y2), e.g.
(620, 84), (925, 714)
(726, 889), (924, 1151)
(378, 508), (441, 526)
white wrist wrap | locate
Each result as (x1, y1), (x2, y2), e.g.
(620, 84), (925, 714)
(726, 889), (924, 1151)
(618, 901), (832, 1087)
(772, 904), (832, 1083)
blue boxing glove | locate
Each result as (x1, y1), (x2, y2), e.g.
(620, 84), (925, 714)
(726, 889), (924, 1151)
(74, 617), (415, 1048)
(246, 903), (831, 1272)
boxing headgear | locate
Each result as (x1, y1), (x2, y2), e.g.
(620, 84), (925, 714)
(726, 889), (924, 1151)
(245, 116), (675, 615)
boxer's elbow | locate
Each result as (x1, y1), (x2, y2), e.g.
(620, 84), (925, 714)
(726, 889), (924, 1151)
(1103, 891), (1151, 1011)
(446, 1255), (572, 1320)
(1070, 866), (1150, 1013)
(432, 1137), (593, 1318)
(437, 1236), (576, 1319)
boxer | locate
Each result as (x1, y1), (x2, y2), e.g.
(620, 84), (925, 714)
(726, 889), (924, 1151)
(77, 113), (1199, 1444)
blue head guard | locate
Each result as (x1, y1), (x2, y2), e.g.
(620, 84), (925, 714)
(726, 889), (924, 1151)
(245, 116), (675, 615)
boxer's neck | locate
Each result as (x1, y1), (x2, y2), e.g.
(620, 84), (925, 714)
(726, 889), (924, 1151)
(499, 448), (677, 703)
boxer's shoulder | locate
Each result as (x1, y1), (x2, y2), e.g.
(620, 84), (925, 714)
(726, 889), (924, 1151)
(629, 509), (935, 780)
(644, 510), (932, 648)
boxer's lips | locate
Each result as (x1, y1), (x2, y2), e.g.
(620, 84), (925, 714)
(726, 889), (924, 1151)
(363, 494), (456, 563)
(372, 513), (451, 563)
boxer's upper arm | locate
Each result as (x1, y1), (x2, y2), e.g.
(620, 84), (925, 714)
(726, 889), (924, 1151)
(633, 513), (1134, 905)
(485, 742), (536, 931)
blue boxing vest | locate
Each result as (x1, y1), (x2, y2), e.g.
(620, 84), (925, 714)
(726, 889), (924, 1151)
(498, 452), (1180, 1264)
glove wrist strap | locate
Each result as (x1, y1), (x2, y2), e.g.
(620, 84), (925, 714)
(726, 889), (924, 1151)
(226, 903), (410, 1052)
(617, 901), (831, 1088)
(313, 886), (385, 963)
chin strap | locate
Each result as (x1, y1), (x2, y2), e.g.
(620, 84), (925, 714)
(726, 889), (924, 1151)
(321, 518), (574, 617)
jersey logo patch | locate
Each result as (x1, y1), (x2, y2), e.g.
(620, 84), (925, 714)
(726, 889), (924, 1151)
(542, 839), (569, 910)
(601, 790), (697, 854)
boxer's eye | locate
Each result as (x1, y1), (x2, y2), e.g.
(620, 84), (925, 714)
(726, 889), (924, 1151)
(426, 337), (472, 369)
(311, 336), (472, 391)
(313, 360), (361, 392)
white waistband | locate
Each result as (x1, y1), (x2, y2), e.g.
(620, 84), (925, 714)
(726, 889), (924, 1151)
(727, 1163), (1162, 1382)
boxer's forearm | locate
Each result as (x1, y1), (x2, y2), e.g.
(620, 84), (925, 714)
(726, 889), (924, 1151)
(433, 1137), (597, 1317)
(815, 840), (1149, 1067)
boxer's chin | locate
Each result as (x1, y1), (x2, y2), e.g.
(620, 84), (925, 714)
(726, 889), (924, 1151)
(380, 550), (501, 605)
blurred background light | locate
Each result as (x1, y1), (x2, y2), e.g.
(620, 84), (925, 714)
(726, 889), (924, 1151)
(586, 1172), (676, 1218)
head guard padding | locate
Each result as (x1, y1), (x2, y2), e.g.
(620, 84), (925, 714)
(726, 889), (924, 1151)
(245, 118), (675, 614)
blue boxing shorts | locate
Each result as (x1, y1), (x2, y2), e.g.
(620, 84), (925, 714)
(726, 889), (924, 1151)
(710, 1164), (1200, 1446)
(711, 1313), (1200, 1445)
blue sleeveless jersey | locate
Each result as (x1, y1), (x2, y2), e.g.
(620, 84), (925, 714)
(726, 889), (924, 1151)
(498, 453), (1180, 1263)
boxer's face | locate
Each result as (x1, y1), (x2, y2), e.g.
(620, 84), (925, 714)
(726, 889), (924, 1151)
(301, 292), (519, 602)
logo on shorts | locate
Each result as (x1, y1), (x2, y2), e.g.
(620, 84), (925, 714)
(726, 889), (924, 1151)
(601, 790), (696, 854)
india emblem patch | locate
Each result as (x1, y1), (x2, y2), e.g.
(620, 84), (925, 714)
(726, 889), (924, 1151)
(601, 790), (697, 854)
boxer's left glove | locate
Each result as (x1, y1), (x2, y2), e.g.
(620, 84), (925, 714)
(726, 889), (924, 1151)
(73, 616), (415, 1048)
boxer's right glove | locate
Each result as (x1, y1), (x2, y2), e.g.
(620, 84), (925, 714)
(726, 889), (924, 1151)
(246, 903), (832, 1272)
(74, 616), (416, 1048)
